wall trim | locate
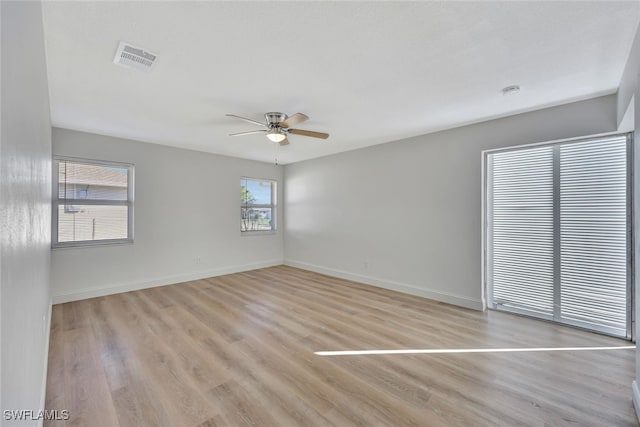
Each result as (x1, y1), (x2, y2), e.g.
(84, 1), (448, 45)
(52, 260), (283, 304)
(38, 301), (53, 427)
(285, 259), (483, 311)
(54, 257), (484, 310)
(633, 380), (640, 423)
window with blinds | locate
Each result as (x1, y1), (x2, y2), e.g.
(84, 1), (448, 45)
(53, 158), (134, 247)
(485, 134), (631, 338)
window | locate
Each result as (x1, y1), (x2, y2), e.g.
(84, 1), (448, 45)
(241, 177), (276, 232)
(53, 157), (134, 247)
(484, 134), (631, 338)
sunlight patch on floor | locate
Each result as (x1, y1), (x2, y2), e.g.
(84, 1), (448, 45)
(314, 346), (635, 356)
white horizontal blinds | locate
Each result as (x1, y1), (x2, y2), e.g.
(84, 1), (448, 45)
(490, 146), (555, 316)
(57, 205), (128, 242)
(58, 161), (128, 200)
(559, 137), (628, 335)
(55, 159), (131, 243)
(487, 134), (630, 338)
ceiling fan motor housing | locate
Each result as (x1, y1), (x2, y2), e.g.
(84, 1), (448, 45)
(265, 112), (287, 127)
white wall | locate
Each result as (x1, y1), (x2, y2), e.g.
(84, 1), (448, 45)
(618, 23), (640, 128)
(284, 95), (618, 310)
(1, 1), (52, 425)
(51, 128), (283, 302)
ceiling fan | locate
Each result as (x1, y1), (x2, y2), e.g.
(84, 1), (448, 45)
(226, 112), (329, 146)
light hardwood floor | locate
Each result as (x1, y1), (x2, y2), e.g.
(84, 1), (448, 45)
(45, 266), (638, 426)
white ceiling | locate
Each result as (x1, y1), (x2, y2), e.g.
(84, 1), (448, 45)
(42, 1), (640, 164)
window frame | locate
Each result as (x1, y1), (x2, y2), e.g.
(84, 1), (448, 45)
(52, 156), (134, 248)
(240, 177), (277, 235)
(482, 132), (633, 339)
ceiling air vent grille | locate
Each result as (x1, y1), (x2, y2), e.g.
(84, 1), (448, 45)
(113, 41), (157, 72)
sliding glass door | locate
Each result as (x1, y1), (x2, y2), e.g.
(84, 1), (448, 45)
(485, 134), (631, 338)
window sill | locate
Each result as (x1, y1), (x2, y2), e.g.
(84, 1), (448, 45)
(241, 231), (277, 237)
(52, 239), (134, 249)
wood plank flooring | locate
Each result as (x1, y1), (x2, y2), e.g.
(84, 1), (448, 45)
(44, 266), (638, 426)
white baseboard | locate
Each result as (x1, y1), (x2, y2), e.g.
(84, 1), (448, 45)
(38, 300), (52, 427)
(633, 380), (640, 423)
(285, 259), (483, 311)
(52, 257), (484, 311)
(52, 259), (283, 304)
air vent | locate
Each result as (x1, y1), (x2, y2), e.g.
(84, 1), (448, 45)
(113, 41), (157, 72)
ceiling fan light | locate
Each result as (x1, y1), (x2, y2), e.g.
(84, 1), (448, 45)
(266, 129), (286, 143)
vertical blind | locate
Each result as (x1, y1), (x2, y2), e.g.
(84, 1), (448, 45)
(487, 135), (630, 338)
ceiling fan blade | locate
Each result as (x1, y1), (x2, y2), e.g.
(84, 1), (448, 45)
(288, 129), (329, 139)
(229, 130), (267, 136)
(279, 137), (290, 146)
(280, 113), (309, 128)
(226, 114), (267, 127)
